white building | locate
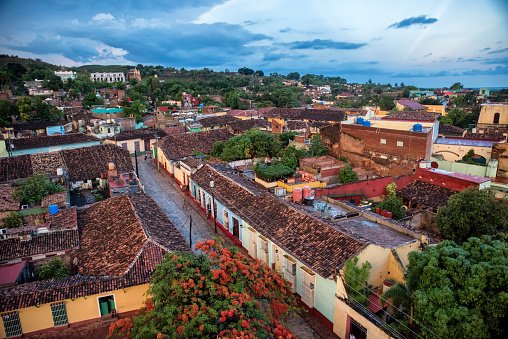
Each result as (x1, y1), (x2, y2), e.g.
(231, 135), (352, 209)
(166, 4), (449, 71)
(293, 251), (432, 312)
(54, 71), (77, 82)
(90, 72), (126, 83)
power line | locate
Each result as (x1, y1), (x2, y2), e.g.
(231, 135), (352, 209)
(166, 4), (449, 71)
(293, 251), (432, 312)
(342, 273), (441, 339)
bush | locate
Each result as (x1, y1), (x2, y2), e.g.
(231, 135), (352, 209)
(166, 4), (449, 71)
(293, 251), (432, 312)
(38, 258), (69, 280)
(112, 239), (298, 338)
(254, 163), (295, 182)
(376, 195), (406, 220)
(13, 173), (64, 205)
(343, 257), (371, 306)
(3, 212), (22, 228)
(339, 164), (359, 184)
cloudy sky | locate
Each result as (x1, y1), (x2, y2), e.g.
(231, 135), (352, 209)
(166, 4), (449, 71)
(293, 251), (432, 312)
(1, 0), (507, 87)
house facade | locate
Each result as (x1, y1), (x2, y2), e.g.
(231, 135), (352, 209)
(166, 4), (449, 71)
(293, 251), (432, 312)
(189, 164), (422, 335)
(90, 72), (126, 83)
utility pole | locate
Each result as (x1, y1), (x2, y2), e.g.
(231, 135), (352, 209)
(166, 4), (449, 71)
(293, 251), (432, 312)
(189, 215), (192, 249)
(134, 150), (139, 178)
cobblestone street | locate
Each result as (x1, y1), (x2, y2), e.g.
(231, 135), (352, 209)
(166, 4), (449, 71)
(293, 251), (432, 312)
(135, 158), (230, 251)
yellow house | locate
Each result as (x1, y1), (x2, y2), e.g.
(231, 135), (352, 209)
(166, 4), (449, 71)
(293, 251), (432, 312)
(477, 103), (508, 125)
(424, 104), (446, 115)
(155, 129), (232, 176)
(104, 128), (167, 155)
(0, 193), (189, 338)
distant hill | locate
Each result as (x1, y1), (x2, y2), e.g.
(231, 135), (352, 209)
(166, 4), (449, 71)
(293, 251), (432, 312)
(75, 64), (134, 74)
(0, 54), (60, 70)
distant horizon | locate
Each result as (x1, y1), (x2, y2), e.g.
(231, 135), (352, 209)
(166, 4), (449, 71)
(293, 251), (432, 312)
(1, 0), (506, 88)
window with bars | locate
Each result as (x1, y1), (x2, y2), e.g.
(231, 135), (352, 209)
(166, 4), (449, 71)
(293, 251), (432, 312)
(2, 311), (22, 337)
(50, 302), (68, 327)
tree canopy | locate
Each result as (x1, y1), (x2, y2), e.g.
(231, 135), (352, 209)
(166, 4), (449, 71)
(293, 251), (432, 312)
(109, 239), (297, 338)
(436, 188), (508, 244)
(37, 258), (69, 280)
(390, 237), (508, 339)
(13, 173), (64, 205)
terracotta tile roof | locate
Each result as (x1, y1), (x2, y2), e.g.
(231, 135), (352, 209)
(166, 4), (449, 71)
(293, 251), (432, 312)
(226, 119), (269, 134)
(0, 185), (19, 212)
(0, 241), (166, 312)
(129, 193), (189, 252)
(41, 192), (67, 208)
(9, 133), (99, 151)
(261, 108), (345, 122)
(226, 109), (258, 118)
(439, 124), (465, 136)
(78, 193), (188, 276)
(395, 99), (427, 111)
(61, 144), (133, 181)
(159, 129), (232, 160)
(286, 120), (330, 131)
(397, 181), (455, 208)
(0, 155), (33, 183)
(192, 165), (365, 277)
(12, 120), (69, 132)
(198, 115), (239, 128)
(0, 193), (189, 312)
(108, 128), (167, 142)
(180, 157), (204, 169)
(0, 230), (79, 262)
(46, 208), (77, 230)
(30, 152), (65, 176)
(382, 111), (437, 122)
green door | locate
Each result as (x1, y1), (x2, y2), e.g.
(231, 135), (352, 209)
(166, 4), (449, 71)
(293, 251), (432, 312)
(99, 301), (109, 316)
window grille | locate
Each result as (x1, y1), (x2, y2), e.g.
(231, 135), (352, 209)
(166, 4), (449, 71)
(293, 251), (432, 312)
(51, 302), (68, 326)
(2, 311), (22, 337)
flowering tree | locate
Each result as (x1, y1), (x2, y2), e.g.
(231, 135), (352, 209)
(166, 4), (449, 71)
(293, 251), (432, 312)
(109, 239), (298, 338)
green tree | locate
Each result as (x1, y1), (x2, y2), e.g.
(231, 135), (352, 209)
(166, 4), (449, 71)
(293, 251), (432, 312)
(376, 195), (406, 220)
(13, 173), (64, 205)
(450, 82), (464, 90)
(220, 134), (251, 161)
(82, 92), (104, 108)
(126, 99), (146, 122)
(279, 145), (305, 170)
(338, 164), (359, 184)
(0, 100), (17, 126)
(439, 115), (453, 125)
(419, 97), (442, 105)
(377, 95), (395, 111)
(343, 257), (372, 306)
(308, 135), (327, 157)
(237, 67), (254, 75)
(278, 131), (297, 148)
(436, 188), (508, 244)
(224, 91), (240, 109)
(210, 141), (225, 158)
(120, 239), (297, 338)
(393, 237), (508, 339)
(38, 258), (69, 280)
(286, 72), (300, 80)
(3, 212), (22, 228)
(254, 162), (295, 181)
(17, 96), (34, 121)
